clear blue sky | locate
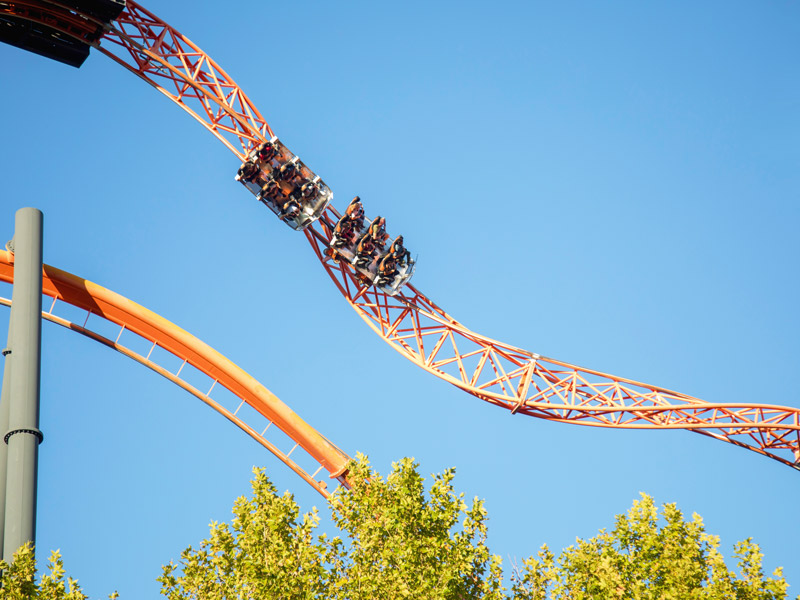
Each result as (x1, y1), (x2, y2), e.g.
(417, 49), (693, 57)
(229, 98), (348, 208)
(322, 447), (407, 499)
(1, 1), (799, 597)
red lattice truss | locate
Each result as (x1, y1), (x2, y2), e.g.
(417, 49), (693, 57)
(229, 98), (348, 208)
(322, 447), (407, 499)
(5, 0), (800, 470)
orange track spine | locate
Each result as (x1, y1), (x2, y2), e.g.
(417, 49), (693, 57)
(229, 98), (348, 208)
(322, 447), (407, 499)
(3, 0), (799, 470)
(0, 250), (352, 495)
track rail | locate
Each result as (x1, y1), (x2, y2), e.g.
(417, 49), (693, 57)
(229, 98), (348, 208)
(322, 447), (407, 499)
(0, 250), (351, 497)
(3, 0), (800, 470)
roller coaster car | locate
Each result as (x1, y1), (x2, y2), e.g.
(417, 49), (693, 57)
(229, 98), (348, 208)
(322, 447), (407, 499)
(375, 252), (416, 296)
(234, 137), (331, 231)
(329, 214), (415, 296)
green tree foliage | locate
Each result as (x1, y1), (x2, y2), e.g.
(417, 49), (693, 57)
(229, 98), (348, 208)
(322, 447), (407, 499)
(160, 455), (794, 600)
(1, 457), (793, 599)
(159, 455), (503, 600)
(511, 493), (791, 600)
(0, 543), (118, 600)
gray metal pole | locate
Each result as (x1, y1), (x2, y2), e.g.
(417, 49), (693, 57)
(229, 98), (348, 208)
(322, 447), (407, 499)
(0, 333), (11, 558)
(2, 208), (43, 563)
(0, 324), (12, 558)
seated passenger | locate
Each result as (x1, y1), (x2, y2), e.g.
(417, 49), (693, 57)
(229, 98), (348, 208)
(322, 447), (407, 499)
(256, 141), (277, 162)
(280, 198), (301, 220)
(389, 235), (411, 265)
(355, 232), (378, 268)
(275, 162), (298, 182)
(333, 217), (356, 248)
(259, 179), (280, 201)
(331, 197), (364, 248)
(300, 181), (319, 202)
(238, 161), (260, 183)
(345, 196), (364, 227)
(377, 252), (398, 286)
(366, 216), (388, 248)
(378, 217), (389, 245)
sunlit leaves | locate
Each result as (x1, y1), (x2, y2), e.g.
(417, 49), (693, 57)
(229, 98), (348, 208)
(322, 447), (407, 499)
(512, 493), (793, 600)
(159, 454), (504, 599)
(1, 467), (793, 599)
(0, 544), (116, 600)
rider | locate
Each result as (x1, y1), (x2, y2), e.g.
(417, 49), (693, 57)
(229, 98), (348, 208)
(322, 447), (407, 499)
(280, 197), (301, 220)
(344, 196), (364, 226)
(276, 161), (298, 182)
(332, 197), (364, 248)
(377, 251), (398, 285)
(259, 178), (280, 202)
(389, 235), (411, 265)
(366, 216), (388, 248)
(256, 141), (277, 162)
(300, 181), (318, 202)
(238, 161), (260, 183)
(355, 229), (379, 267)
(333, 219), (351, 247)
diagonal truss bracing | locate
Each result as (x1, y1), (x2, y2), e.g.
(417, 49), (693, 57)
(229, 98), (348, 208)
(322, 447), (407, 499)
(305, 221), (800, 469)
(4, 0), (800, 470)
(97, 1), (273, 158)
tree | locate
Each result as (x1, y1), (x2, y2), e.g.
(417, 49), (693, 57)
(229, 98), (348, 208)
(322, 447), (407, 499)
(0, 460), (793, 599)
(160, 456), (795, 600)
(510, 493), (791, 600)
(0, 543), (118, 600)
(158, 455), (504, 600)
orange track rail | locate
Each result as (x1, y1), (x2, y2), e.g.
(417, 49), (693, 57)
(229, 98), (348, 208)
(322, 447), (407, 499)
(3, 0), (800, 470)
(0, 250), (351, 497)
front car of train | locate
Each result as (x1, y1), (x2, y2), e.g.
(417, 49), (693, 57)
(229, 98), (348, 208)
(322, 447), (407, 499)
(235, 138), (332, 231)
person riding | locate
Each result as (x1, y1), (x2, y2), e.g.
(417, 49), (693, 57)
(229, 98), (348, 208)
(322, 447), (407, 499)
(389, 235), (411, 265)
(259, 178), (280, 202)
(300, 181), (318, 202)
(238, 161), (260, 183)
(333, 218), (356, 247)
(355, 230), (379, 267)
(366, 216), (388, 248)
(280, 197), (301, 220)
(344, 196), (364, 226)
(256, 141), (277, 162)
(276, 161), (298, 182)
(332, 197), (364, 248)
(377, 251), (398, 285)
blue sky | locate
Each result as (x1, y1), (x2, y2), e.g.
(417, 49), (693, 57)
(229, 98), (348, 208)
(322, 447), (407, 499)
(1, 1), (799, 597)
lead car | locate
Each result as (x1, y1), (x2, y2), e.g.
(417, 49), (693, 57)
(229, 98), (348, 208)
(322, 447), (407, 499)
(235, 138), (332, 231)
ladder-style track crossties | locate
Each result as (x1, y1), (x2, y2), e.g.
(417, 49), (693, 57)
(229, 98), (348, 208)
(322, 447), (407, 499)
(0, 251), (351, 497)
(3, 0), (799, 471)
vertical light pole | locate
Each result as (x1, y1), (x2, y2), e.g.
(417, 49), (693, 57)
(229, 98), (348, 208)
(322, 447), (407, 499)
(0, 208), (43, 563)
(0, 320), (11, 558)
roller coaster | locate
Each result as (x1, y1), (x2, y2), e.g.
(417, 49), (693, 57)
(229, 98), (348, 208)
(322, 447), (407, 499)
(0, 251), (350, 497)
(1, 0), (798, 502)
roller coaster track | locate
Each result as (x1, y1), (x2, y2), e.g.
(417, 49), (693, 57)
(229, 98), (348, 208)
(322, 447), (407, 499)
(0, 250), (351, 497)
(3, 0), (800, 470)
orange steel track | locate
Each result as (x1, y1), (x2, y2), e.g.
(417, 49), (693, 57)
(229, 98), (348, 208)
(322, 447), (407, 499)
(0, 250), (351, 498)
(4, 0), (800, 470)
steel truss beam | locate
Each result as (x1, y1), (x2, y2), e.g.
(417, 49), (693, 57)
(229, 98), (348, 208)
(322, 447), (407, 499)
(3, 0), (799, 470)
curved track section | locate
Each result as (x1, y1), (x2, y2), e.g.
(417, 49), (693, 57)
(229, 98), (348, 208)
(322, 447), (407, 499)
(306, 235), (800, 470)
(4, 0), (800, 470)
(0, 250), (351, 497)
